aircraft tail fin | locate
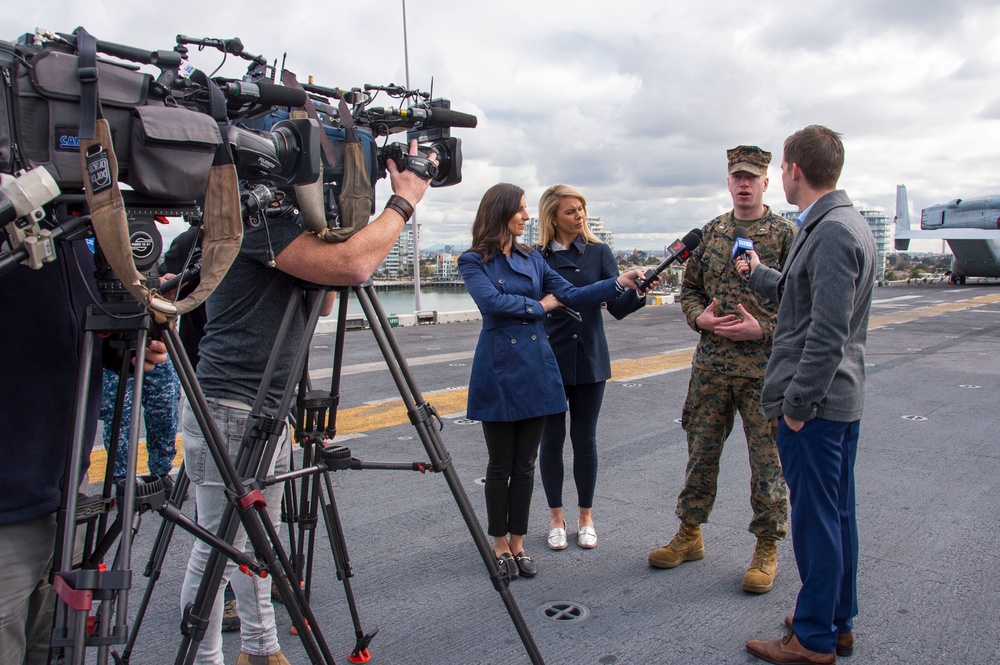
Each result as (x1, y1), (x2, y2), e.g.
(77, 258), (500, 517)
(894, 184), (911, 251)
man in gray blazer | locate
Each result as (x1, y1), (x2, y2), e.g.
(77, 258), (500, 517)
(738, 125), (876, 665)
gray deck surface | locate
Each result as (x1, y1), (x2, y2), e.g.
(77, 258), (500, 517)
(91, 281), (1000, 664)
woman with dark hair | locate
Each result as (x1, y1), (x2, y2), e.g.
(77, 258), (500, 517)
(458, 183), (647, 579)
(536, 184), (649, 551)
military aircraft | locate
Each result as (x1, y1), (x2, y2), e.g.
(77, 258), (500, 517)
(894, 185), (1000, 283)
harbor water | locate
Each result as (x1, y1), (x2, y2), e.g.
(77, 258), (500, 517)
(324, 285), (476, 318)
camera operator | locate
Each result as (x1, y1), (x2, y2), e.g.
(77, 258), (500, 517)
(179, 140), (437, 665)
(0, 229), (167, 664)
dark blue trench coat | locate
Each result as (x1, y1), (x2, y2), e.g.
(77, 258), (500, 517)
(458, 246), (620, 422)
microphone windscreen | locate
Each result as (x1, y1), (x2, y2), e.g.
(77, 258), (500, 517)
(733, 226), (750, 240)
(425, 107), (479, 129)
(256, 82), (308, 108)
(681, 228), (702, 250)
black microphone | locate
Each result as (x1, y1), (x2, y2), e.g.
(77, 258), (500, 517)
(420, 107), (479, 129)
(732, 226), (754, 277)
(218, 81), (307, 108)
(635, 228), (703, 292)
(371, 106), (479, 129)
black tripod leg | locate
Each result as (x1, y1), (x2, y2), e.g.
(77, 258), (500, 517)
(318, 468), (378, 660)
(164, 309), (335, 665)
(353, 283), (545, 665)
(117, 465), (192, 664)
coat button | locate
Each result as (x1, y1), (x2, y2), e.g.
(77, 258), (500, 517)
(498, 278), (504, 284)
(531, 334), (537, 340)
(527, 306), (534, 313)
(572, 334), (578, 340)
(510, 338), (517, 345)
(575, 268), (580, 272)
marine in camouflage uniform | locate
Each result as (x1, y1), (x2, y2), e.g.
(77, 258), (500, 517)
(649, 146), (797, 593)
(100, 359), (180, 481)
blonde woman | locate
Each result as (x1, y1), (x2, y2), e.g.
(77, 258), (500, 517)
(537, 184), (649, 550)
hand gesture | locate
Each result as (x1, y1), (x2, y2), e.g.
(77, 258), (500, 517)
(694, 297), (739, 333)
(713, 303), (764, 341)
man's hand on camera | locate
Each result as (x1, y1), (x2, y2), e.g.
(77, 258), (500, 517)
(387, 139), (438, 209)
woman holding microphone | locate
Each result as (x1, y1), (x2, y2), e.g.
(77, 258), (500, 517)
(458, 183), (648, 580)
(536, 184), (648, 551)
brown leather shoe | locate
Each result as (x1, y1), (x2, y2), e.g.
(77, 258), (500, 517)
(235, 651), (292, 665)
(746, 632), (835, 664)
(785, 614), (855, 657)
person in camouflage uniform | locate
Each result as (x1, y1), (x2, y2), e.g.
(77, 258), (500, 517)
(99, 359), (180, 486)
(648, 145), (797, 594)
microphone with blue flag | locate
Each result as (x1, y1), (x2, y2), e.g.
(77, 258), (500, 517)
(733, 226), (754, 277)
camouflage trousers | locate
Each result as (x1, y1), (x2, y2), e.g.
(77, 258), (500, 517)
(100, 360), (180, 480)
(675, 367), (788, 539)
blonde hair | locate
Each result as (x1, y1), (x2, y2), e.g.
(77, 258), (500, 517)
(537, 184), (601, 249)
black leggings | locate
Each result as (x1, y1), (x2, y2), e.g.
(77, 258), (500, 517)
(481, 417), (546, 537)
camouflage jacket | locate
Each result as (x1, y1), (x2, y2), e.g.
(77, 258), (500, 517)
(680, 207), (797, 377)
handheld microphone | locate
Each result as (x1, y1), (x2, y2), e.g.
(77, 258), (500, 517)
(635, 228), (703, 292)
(732, 226), (754, 277)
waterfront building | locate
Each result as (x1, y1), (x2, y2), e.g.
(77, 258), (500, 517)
(780, 206), (889, 281)
(525, 216), (615, 250)
(434, 253), (461, 281)
(378, 221), (421, 278)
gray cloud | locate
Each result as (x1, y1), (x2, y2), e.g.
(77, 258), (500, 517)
(3, 0), (999, 250)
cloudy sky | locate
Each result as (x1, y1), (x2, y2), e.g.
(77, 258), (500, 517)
(5, 0), (999, 252)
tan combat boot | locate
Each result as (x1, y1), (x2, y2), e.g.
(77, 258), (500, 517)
(236, 651), (292, 665)
(742, 537), (778, 593)
(648, 521), (704, 569)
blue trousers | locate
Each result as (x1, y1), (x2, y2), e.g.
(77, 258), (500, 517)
(539, 381), (606, 510)
(778, 417), (860, 654)
(100, 360), (180, 480)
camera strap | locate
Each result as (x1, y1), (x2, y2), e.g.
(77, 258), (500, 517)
(329, 97), (372, 238)
(279, 70), (338, 238)
(72, 30), (243, 324)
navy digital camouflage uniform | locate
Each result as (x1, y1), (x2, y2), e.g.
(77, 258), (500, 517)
(677, 207), (796, 539)
(100, 359), (180, 480)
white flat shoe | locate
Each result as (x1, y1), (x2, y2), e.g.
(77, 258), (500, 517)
(578, 525), (597, 549)
(547, 521), (568, 550)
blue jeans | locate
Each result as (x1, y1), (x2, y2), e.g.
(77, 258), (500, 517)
(539, 381), (606, 510)
(179, 401), (290, 663)
(778, 417), (860, 654)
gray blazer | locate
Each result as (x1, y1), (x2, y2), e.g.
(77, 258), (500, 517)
(748, 190), (876, 422)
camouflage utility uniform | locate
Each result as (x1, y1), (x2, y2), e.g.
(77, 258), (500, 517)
(100, 359), (180, 480)
(677, 207), (796, 539)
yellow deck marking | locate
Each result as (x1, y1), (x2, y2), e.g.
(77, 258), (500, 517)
(88, 292), (1000, 482)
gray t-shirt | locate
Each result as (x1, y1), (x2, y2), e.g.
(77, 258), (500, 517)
(197, 213), (308, 414)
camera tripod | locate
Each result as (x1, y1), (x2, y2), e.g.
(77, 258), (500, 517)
(111, 278), (543, 664)
(44, 246), (311, 665)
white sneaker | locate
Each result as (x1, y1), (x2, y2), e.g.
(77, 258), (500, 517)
(578, 525), (597, 549)
(547, 521), (568, 550)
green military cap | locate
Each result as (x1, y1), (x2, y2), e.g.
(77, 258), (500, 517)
(727, 145), (771, 176)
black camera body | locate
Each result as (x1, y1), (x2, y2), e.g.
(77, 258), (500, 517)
(227, 118), (321, 188)
(379, 143), (440, 182)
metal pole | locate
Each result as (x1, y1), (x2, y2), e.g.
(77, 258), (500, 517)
(402, 0), (422, 312)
